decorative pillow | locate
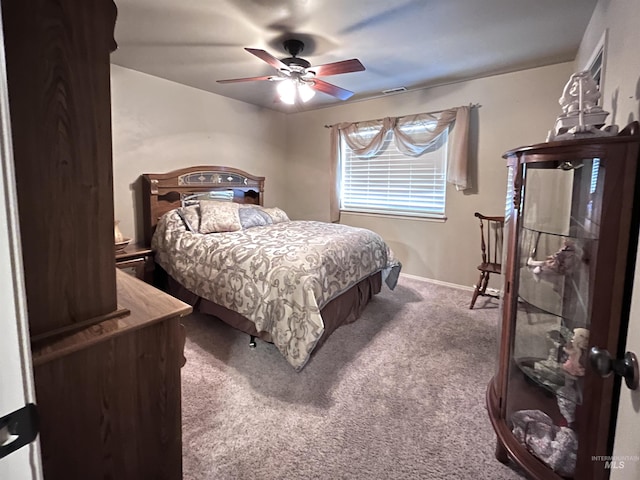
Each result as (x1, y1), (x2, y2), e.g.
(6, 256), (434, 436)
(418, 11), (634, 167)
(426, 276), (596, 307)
(178, 204), (200, 232)
(238, 205), (273, 229)
(199, 200), (242, 233)
(261, 207), (290, 224)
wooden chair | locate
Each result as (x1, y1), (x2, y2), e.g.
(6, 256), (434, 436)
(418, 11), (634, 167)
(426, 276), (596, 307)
(470, 212), (505, 309)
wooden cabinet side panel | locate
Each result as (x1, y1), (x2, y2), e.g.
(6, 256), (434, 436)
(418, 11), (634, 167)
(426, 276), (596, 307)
(0, 0), (118, 335)
(34, 319), (183, 480)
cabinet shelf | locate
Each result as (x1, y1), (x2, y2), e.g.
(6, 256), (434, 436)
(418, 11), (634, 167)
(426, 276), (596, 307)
(516, 357), (583, 406)
(521, 224), (599, 241)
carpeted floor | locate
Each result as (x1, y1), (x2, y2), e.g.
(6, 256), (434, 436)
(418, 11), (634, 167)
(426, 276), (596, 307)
(181, 275), (526, 480)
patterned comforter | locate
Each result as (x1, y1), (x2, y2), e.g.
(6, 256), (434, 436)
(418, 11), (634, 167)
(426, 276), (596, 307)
(152, 209), (401, 370)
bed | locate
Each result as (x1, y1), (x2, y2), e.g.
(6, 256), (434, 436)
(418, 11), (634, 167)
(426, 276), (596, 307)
(142, 166), (401, 370)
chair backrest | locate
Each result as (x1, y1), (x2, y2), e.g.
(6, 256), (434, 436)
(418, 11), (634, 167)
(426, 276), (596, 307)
(474, 212), (505, 267)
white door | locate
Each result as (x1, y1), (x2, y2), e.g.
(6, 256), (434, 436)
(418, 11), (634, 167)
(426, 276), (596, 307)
(610, 238), (640, 479)
(0, 9), (42, 479)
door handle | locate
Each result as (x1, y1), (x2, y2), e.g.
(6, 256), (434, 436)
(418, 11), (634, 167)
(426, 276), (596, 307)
(0, 403), (39, 459)
(589, 347), (639, 390)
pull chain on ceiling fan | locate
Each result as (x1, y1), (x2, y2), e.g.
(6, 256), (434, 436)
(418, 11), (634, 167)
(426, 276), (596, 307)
(217, 39), (365, 104)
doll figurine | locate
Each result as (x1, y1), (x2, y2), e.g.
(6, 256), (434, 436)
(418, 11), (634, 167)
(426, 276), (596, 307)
(528, 239), (580, 276)
(562, 328), (589, 377)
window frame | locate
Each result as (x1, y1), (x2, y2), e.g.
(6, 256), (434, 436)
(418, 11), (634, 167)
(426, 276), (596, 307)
(584, 29), (608, 104)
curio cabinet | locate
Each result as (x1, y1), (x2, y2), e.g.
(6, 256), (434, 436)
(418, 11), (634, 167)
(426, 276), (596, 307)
(487, 122), (640, 480)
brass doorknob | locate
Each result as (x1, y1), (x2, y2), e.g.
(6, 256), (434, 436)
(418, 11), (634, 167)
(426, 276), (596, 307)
(589, 347), (639, 390)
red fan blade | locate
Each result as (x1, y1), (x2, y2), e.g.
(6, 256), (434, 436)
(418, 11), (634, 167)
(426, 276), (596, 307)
(217, 75), (274, 84)
(311, 79), (354, 101)
(245, 48), (289, 71)
(307, 59), (365, 77)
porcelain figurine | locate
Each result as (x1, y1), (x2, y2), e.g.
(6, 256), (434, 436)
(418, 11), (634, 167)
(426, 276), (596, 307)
(548, 71), (615, 141)
(559, 71), (601, 116)
(562, 328), (590, 377)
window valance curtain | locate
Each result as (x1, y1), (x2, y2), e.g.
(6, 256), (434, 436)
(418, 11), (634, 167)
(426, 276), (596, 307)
(329, 105), (471, 222)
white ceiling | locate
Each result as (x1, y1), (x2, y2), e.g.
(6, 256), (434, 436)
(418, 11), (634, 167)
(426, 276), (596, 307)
(111, 0), (598, 113)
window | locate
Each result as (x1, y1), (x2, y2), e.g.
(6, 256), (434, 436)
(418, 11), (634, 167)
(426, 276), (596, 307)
(340, 125), (448, 219)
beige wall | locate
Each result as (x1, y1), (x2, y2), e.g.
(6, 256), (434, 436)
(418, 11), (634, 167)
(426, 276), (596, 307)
(577, 1), (640, 475)
(110, 60), (599, 289)
(283, 63), (573, 287)
(110, 65), (287, 243)
(575, 0), (639, 127)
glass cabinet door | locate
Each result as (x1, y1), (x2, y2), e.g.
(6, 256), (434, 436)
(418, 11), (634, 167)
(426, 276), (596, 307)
(506, 157), (603, 478)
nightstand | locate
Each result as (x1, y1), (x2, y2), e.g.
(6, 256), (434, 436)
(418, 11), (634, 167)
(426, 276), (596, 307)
(115, 243), (153, 282)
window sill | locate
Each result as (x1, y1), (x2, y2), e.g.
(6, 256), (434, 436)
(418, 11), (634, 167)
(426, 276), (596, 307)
(340, 210), (447, 223)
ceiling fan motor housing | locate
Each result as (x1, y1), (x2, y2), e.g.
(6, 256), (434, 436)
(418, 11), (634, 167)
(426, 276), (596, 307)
(282, 39), (311, 69)
(283, 39), (304, 57)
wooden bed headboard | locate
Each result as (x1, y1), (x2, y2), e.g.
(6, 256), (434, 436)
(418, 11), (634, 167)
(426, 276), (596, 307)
(141, 166), (265, 246)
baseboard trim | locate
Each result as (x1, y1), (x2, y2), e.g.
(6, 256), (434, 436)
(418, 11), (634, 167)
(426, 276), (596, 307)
(399, 272), (474, 292)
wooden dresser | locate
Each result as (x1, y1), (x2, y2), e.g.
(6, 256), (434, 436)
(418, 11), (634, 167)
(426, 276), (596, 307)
(32, 271), (191, 479)
(0, 1), (192, 478)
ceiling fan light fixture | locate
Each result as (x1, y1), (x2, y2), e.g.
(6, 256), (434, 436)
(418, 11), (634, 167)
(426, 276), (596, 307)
(298, 82), (316, 103)
(277, 78), (296, 104)
(276, 78), (316, 104)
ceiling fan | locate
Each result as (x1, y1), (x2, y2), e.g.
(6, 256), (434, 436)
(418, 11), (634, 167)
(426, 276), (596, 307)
(216, 39), (365, 104)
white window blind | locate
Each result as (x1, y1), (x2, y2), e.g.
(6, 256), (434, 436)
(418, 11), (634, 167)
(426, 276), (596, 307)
(340, 127), (448, 218)
(590, 158), (600, 194)
(505, 164), (515, 216)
